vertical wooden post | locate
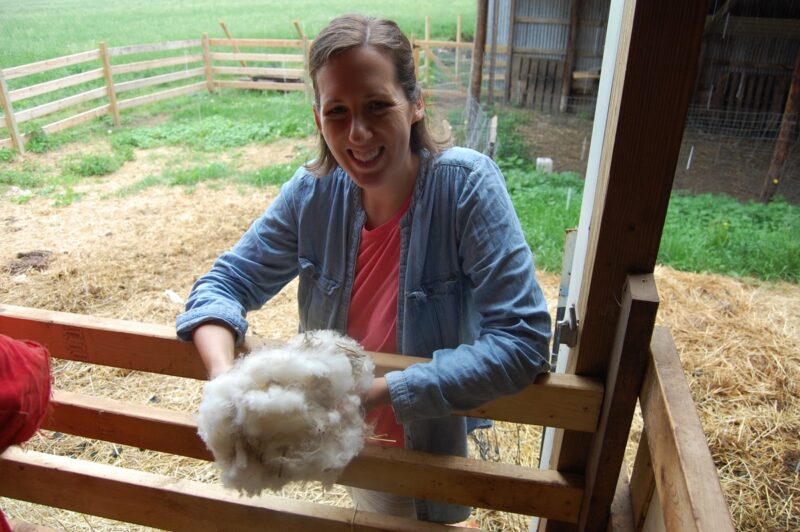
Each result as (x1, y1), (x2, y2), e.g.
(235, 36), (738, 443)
(455, 14), (462, 80)
(0, 69), (24, 154)
(412, 36), (420, 81)
(294, 20), (311, 101)
(488, 0), (500, 106)
(470, 0), (489, 103)
(539, 0), (707, 529)
(424, 16), (431, 86)
(202, 33), (215, 94)
(760, 50), (800, 203)
(504, 0), (517, 104)
(560, 0), (581, 113)
(99, 42), (120, 127)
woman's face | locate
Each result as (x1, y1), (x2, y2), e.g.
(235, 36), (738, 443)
(313, 45), (424, 192)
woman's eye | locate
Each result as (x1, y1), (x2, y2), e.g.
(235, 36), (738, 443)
(324, 106), (346, 116)
(368, 101), (391, 112)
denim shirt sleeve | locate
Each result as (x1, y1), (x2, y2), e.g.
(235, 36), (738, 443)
(386, 153), (552, 423)
(175, 170), (304, 345)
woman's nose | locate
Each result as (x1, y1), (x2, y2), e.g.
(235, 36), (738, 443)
(349, 114), (372, 143)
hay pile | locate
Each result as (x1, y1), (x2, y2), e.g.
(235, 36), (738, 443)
(1, 142), (798, 530)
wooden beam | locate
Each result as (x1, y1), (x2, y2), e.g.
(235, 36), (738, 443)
(543, 0), (707, 529)
(2, 50), (100, 80)
(107, 39), (201, 57)
(111, 54), (204, 75)
(470, 0), (489, 102)
(0, 69), (25, 153)
(211, 52), (304, 64)
(0, 304), (603, 432)
(211, 66), (304, 79)
(640, 328), (734, 531)
(201, 33), (215, 94)
(117, 82), (206, 111)
(214, 80), (305, 92)
(504, 0), (517, 103)
(8, 68), (104, 103)
(41, 104), (110, 136)
(99, 42), (120, 127)
(208, 38), (303, 49)
(115, 68), (205, 94)
(760, 50), (800, 203)
(629, 428), (656, 529)
(0, 448), (465, 532)
(14, 87), (107, 124)
(607, 466), (635, 532)
(560, 0), (581, 112)
(487, 0), (500, 106)
(40, 390), (584, 521)
(577, 275), (659, 529)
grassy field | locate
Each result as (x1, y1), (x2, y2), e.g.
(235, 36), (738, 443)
(0, 0), (475, 69)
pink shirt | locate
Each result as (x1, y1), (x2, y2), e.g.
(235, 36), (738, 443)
(347, 194), (412, 448)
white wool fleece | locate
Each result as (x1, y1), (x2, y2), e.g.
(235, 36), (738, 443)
(197, 330), (375, 495)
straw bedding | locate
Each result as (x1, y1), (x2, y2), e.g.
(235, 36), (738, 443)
(0, 144), (797, 530)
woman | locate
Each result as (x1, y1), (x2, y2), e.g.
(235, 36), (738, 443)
(177, 14), (551, 523)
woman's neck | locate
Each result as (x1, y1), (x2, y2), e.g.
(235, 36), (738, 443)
(361, 155), (419, 229)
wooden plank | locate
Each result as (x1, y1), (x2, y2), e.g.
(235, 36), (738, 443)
(111, 54), (204, 75)
(211, 52), (304, 63)
(0, 304), (604, 432)
(115, 67), (205, 94)
(607, 466), (635, 532)
(422, 88), (468, 98)
(470, 0), (488, 102)
(577, 275), (659, 529)
(639, 328), (734, 531)
(487, 1), (499, 105)
(14, 86), (107, 124)
(107, 39), (201, 57)
(0, 448), (462, 532)
(8, 68), (104, 103)
(99, 42), (120, 127)
(504, 0), (517, 103)
(214, 80), (305, 92)
(208, 38), (303, 49)
(0, 137), (13, 149)
(417, 39), (473, 50)
(42, 104), (110, 136)
(212, 66), (304, 79)
(201, 33), (215, 93)
(2, 50), (100, 80)
(629, 428), (656, 529)
(116, 82), (204, 111)
(0, 70), (24, 153)
(40, 390), (584, 521)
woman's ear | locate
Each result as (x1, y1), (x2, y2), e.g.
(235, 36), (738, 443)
(412, 95), (425, 123)
(313, 105), (322, 132)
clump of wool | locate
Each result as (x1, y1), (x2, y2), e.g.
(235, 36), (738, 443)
(197, 330), (375, 495)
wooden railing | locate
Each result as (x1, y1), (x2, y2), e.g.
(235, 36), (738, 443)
(0, 291), (732, 530)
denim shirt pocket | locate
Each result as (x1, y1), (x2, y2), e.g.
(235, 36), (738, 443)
(297, 256), (342, 330)
(406, 276), (461, 352)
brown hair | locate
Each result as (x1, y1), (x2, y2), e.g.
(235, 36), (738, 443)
(305, 14), (442, 176)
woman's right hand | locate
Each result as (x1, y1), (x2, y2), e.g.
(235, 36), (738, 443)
(192, 322), (236, 380)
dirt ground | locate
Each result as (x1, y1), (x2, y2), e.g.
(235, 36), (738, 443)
(519, 111), (800, 205)
(1, 138), (798, 530)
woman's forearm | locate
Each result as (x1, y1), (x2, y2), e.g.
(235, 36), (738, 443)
(192, 322), (236, 379)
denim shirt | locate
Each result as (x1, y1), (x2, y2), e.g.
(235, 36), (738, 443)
(176, 147), (551, 522)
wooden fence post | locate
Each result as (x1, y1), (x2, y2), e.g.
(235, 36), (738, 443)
(504, 0), (517, 104)
(412, 36), (420, 81)
(0, 69), (25, 154)
(488, 0), (500, 106)
(99, 42), (121, 127)
(202, 33), (215, 94)
(455, 14), (462, 80)
(293, 20), (311, 101)
(424, 16), (431, 86)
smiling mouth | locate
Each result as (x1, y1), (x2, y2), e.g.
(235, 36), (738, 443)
(349, 147), (384, 165)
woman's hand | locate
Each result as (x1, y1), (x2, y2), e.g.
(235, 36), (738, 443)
(192, 322), (236, 380)
(362, 376), (391, 412)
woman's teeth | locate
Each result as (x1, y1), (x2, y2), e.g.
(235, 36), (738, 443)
(352, 148), (381, 162)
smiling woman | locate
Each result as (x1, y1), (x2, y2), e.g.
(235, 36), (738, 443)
(176, 13), (552, 525)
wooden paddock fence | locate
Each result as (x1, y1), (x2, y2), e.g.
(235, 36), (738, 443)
(0, 275), (732, 530)
(0, 19), (478, 155)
